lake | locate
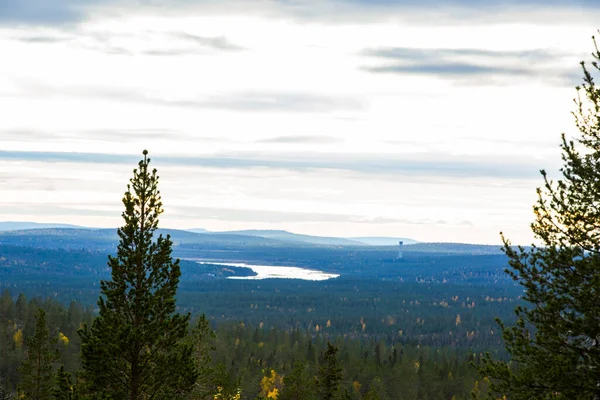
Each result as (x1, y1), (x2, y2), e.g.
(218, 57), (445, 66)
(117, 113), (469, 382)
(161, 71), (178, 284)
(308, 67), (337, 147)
(196, 261), (340, 281)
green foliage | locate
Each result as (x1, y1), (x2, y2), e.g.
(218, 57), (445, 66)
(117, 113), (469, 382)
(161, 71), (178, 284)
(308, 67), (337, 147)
(52, 366), (77, 400)
(19, 309), (59, 400)
(478, 35), (600, 399)
(279, 361), (315, 400)
(316, 342), (344, 400)
(78, 151), (197, 399)
(187, 314), (228, 400)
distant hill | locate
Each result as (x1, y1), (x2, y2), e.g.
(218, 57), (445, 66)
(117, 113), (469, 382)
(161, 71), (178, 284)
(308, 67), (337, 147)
(221, 229), (366, 246)
(349, 237), (419, 246)
(185, 228), (208, 233)
(0, 224), (507, 255)
(0, 227), (297, 252)
(0, 221), (88, 231)
(402, 242), (505, 255)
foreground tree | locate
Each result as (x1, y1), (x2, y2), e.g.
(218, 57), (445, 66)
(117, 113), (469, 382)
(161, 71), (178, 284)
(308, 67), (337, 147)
(478, 36), (600, 399)
(79, 150), (197, 399)
(19, 309), (59, 400)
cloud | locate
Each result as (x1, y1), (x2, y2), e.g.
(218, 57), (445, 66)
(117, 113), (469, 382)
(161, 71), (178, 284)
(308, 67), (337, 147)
(0, 149), (552, 180)
(171, 33), (244, 51)
(0, 128), (205, 143)
(3, 0), (599, 27)
(361, 46), (579, 85)
(12, 80), (366, 113)
(11, 35), (73, 43)
(169, 204), (433, 225)
(256, 135), (342, 144)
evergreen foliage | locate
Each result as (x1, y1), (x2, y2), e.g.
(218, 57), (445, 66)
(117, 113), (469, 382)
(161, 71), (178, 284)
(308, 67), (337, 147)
(78, 151), (197, 399)
(278, 361), (315, 400)
(478, 35), (600, 399)
(187, 314), (221, 400)
(52, 366), (76, 400)
(316, 342), (344, 400)
(19, 309), (59, 400)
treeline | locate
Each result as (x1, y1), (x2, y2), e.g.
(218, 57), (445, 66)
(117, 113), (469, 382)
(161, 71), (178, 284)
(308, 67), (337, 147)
(0, 291), (498, 399)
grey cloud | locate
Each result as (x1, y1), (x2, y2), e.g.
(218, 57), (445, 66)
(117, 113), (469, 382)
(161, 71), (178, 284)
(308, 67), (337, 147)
(1, 202), (117, 218)
(257, 135), (342, 144)
(171, 33), (244, 51)
(12, 35), (73, 43)
(364, 63), (532, 77)
(169, 205), (429, 225)
(361, 46), (582, 85)
(14, 81), (366, 113)
(0, 128), (202, 143)
(2, 0), (600, 26)
(0, 150), (555, 180)
(363, 47), (559, 61)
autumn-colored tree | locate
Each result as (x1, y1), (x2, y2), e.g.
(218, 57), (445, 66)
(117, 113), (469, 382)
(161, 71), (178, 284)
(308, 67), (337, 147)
(259, 369), (283, 399)
(79, 151), (197, 399)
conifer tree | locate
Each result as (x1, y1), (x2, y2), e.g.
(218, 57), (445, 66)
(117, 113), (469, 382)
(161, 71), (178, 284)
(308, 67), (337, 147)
(478, 36), (600, 399)
(79, 150), (197, 399)
(19, 309), (58, 400)
(52, 366), (76, 400)
(187, 314), (218, 400)
(315, 343), (343, 400)
(279, 361), (315, 400)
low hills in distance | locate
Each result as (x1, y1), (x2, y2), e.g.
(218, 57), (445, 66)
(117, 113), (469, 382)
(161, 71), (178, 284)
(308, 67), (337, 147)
(0, 221), (504, 255)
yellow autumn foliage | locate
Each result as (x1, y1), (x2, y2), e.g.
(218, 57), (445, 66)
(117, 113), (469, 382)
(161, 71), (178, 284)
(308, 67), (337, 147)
(259, 369), (283, 399)
(13, 329), (23, 348)
(58, 332), (69, 346)
(213, 387), (242, 400)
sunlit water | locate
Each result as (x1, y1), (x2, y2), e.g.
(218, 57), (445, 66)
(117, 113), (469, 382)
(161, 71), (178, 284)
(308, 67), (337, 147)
(196, 261), (340, 281)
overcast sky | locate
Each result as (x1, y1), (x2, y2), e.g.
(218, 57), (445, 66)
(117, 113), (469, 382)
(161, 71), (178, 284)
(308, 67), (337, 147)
(0, 0), (597, 244)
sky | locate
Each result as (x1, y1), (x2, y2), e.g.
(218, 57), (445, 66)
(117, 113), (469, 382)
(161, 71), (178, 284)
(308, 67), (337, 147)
(0, 0), (597, 244)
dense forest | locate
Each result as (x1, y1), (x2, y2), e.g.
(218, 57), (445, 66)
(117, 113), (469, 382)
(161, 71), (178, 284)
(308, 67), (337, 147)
(0, 291), (499, 399)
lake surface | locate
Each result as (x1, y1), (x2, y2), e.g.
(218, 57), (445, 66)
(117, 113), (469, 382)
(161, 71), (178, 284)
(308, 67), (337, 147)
(196, 261), (340, 281)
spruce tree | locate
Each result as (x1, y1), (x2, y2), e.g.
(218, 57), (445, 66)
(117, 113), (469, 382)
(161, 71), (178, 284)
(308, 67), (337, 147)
(478, 36), (600, 399)
(19, 309), (59, 400)
(315, 343), (343, 400)
(279, 361), (315, 400)
(187, 314), (218, 400)
(79, 150), (197, 399)
(52, 366), (76, 400)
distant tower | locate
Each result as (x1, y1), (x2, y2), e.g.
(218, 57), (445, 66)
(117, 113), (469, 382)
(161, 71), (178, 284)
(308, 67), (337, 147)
(397, 241), (404, 259)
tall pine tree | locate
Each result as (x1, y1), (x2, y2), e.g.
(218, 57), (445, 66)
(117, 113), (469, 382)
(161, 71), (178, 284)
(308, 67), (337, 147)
(478, 36), (600, 399)
(19, 309), (58, 400)
(79, 150), (197, 399)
